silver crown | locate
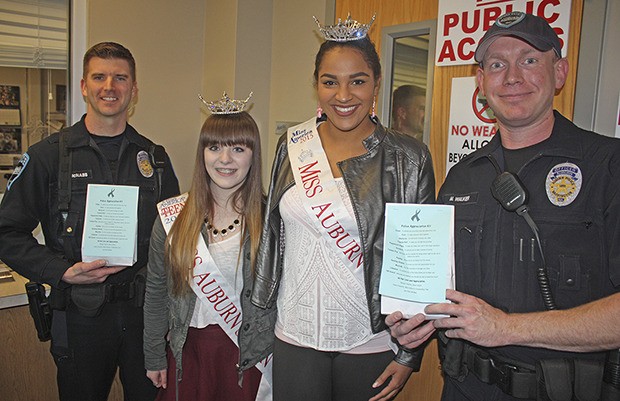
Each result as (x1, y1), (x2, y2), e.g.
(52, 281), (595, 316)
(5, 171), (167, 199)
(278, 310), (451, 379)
(198, 92), (253, 114)
(314, 13), (376, 42)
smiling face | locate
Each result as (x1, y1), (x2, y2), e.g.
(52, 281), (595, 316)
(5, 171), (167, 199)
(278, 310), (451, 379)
(204, 143), (253, 199)
(81, 57), (137, 126)
(317, 46), (380, 138)
(476, 36), (568, 132)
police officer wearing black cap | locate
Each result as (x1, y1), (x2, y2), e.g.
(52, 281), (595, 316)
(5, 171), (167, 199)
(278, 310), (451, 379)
(386, 12), (620, 401)
(0, 42), (179, 401)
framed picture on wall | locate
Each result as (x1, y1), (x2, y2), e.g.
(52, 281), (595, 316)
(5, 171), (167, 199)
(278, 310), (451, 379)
(0, 85), (21, 126)
(0, 127), (21, 154)
(0, 85), (20, 107)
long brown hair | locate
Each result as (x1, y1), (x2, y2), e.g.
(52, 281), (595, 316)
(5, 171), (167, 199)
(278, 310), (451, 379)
(165, 111), (263, 296)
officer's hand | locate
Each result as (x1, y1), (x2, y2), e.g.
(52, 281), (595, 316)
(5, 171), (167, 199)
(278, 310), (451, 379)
(61, 259), (127, 285)
(385, 311), (435, 349)
(426, 289), (511, 348)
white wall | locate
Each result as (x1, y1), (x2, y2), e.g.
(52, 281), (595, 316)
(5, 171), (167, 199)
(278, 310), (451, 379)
(88, 0), (207, 191)
(266, 0), (333, 167)
(202, 0), (274, 188)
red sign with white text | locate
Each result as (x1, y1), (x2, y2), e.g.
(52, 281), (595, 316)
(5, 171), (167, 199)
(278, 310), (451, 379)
(436, 0), (572, 66)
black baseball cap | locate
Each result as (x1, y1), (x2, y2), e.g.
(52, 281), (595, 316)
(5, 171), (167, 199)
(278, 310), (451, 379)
(475, 11), (562, 63)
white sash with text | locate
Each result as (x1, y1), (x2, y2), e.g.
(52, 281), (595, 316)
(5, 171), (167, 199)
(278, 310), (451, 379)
(287, 118), (364, 273)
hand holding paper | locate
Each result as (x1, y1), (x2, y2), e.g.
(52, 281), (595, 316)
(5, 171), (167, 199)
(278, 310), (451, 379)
(62, 259), (127, 285)
(425, 289), (515, 348)
(385, 311), (436, 349)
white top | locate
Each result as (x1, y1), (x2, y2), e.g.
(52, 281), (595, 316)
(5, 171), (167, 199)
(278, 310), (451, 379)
(276, 179), (390, 353)
(190, 230), (242, 328)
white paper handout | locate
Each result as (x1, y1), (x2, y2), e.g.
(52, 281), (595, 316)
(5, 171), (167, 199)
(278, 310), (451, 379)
(81, 184), (139, 266)
(379, 203), (455, 319)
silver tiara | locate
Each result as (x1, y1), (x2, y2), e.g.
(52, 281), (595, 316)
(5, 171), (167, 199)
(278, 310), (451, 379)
(314, 13), (376, 42)
(198, 92), (253, 114)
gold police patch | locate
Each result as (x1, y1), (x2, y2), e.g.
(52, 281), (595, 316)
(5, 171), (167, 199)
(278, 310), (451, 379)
(545, 162), (581, 207)
(137, 150), (154, 178)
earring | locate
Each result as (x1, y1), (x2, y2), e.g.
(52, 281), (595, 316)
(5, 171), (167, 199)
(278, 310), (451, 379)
(317, 104), (323, 119)
(371, 98), (376, 119)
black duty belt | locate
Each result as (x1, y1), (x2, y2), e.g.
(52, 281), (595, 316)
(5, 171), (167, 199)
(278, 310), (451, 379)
(70, 276), (146, 317)
(464, 344), (537, 399)
(461, 344), (618, 401)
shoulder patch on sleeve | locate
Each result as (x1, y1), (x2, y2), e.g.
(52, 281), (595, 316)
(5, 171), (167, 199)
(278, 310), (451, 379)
(6, 153), (29, 191)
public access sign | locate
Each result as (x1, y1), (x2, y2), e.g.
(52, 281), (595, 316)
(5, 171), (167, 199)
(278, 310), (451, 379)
(436, 0), (572, 66)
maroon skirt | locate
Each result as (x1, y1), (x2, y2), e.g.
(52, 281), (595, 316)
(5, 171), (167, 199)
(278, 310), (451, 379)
(156, 324), (262, 401)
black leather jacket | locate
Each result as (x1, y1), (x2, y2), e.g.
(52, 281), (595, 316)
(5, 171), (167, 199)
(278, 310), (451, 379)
(238, 120), (435, 372)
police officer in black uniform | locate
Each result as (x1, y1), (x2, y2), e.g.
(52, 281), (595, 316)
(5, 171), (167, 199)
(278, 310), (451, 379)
(386, 12), (620, 401)
(0, 42), (179, 401)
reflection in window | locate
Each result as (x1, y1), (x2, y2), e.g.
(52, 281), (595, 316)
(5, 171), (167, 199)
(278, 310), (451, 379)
(390, 35), (429, 142)
(391, 35), (429, 90)
(391, 83), (426, 142)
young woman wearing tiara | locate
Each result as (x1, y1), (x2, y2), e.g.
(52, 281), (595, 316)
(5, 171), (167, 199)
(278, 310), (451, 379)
(239, 15), (436, 401)
(143, 93), (272, 401)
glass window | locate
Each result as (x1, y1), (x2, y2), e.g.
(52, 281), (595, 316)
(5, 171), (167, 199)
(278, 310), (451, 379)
(379, 20), (436, 145)
(0, 0), (68, 171)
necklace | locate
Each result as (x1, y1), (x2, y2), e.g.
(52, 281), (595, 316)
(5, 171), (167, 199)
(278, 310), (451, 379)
(205, 217), (241, 237)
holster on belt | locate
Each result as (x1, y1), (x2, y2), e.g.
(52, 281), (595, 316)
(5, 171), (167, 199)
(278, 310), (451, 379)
(536, 358), (604, 401)
(70, 284), (107, 317)
(25, 282), (52, 341)
(438, 330), (468, 381)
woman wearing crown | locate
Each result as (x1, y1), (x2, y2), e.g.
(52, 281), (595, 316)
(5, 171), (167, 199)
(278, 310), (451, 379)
(143, 93), (272, 401)
(239, 15), (436, 401)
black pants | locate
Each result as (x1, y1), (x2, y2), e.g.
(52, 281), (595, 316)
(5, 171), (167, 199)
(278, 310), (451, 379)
(273, 337), (395, 401)
(50, 300), (156, 401)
